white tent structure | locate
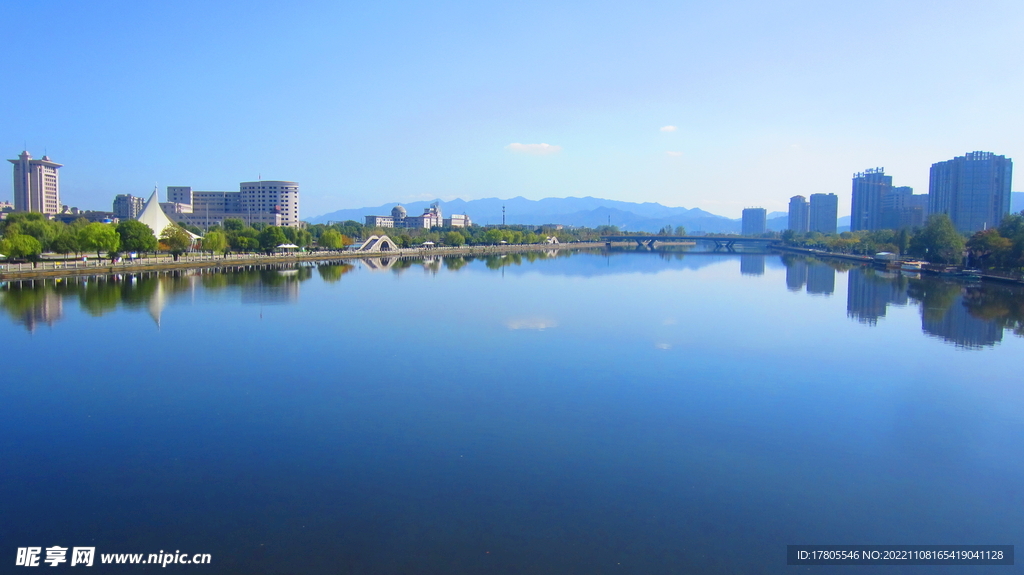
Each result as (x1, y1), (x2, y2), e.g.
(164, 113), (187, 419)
(137, 187), (200, 240)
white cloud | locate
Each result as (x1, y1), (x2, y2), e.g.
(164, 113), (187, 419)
(655, 343), (672, 350)
(505, 317), (559, 330)
(666, 151), (683, 157)
(660, 125), (677, 132)
(506, 143), (562, 155)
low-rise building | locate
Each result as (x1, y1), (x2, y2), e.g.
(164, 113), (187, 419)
(54, 208), (117, 224)
(365, 203), (470, 229)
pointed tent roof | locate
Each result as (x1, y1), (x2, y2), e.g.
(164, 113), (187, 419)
(137, 187), (200, 240)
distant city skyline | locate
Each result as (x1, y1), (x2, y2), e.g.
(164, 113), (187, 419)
(3, 1), (1023, 219)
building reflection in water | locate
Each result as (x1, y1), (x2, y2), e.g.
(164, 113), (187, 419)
(782, 255), (834, 296)
(740, 255), (765, 276)
(786, 258), (807, 291)
(907, 279), (1004, 349)
(1, 264), (317, 330)
(240, 270), (304, 305)
(921, 294), (1003, 349)
(846, 267), (908, 325)
(806, 263), (835, 295)
(3, 256), (1023, 350)
(1, 285), (64, 332)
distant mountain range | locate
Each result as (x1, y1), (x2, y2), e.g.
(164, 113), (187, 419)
(311, 192), (1023, 233)
(312, 196), (748, 233)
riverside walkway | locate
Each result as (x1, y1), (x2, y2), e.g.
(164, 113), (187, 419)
(0, 242), (605, 282)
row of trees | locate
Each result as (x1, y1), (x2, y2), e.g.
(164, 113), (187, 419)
(0, 212), (320, 262)
(780, 212), (1024, 269)
(0, 212), (198, 262)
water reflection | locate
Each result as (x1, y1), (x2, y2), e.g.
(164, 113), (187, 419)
(847, 267), (909, 324)
(781, 254), (1024, 349)
(740, 254), (765, 276)
(4, 252), (1024, 350)
(1, 265), (316, 330)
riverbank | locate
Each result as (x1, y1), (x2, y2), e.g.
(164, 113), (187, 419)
(0, 242), (606, 282)
(772, 244), (874, 263)
(772, 244), (1024, 285)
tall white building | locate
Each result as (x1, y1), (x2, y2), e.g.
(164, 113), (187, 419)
(240, 181), (300, 227)
(8, 151), (62, 215)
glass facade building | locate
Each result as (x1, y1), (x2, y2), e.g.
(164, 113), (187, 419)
(928, 151), (1012, 233)
(741, 208), (767, 235)
(850, 168), (891, 232)
(808, 193), (838, 234)
(788, 196), (809, 233)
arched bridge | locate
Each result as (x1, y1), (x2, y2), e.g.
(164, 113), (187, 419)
(601, 235), (780, 252)
(356, 235), (399, 253)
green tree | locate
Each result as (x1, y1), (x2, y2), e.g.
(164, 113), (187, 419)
(223, 218), (246, 232)
(896, 228), (910, 255)
(257, 226), (288, 254)
(116, 220), (159, 254)
(1, 234), (43, 262)
(201, 231), (228, 255)
(908, 214), (966, 264)
(78, 223), (121, 258)
(997, 212), (1024, 269)
(233, 236), (259, 252)
(674, 225), (687, 235)
(318, 229), (345, 249)
(966, 229), (1013, 269)
(482, 229), (504, 244)
(444, 231), (465, 246)
(292, 228), (312, 248)
(51, 230), (80, 256)
(160, 224), (193, 261)
(2, 212), (60, 250)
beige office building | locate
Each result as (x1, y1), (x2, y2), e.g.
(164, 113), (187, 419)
(8, 151), (62, 215)
(165, 180), (300, 228)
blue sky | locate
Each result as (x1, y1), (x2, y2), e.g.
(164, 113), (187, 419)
(3, 0), (1022, 219)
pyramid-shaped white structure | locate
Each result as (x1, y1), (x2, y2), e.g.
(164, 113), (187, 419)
(137, 187), (200, 239)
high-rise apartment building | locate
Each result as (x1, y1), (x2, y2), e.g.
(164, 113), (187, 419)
(928, 151), (1012, 233)
(164, 181), (300, 228)
(8, 151), (62, 215)
(850, 168), (891, 232)
(809, 193), (839, 234)
(113, 194), (145, 219)
(788, 196), (809, 233)
(880, 186), (928, 230)
(741, 207), (766, 235)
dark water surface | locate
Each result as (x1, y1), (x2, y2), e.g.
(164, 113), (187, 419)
(2, 250), (1022, 574)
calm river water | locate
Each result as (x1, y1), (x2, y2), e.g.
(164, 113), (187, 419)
(2, 249), (1022, 574)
